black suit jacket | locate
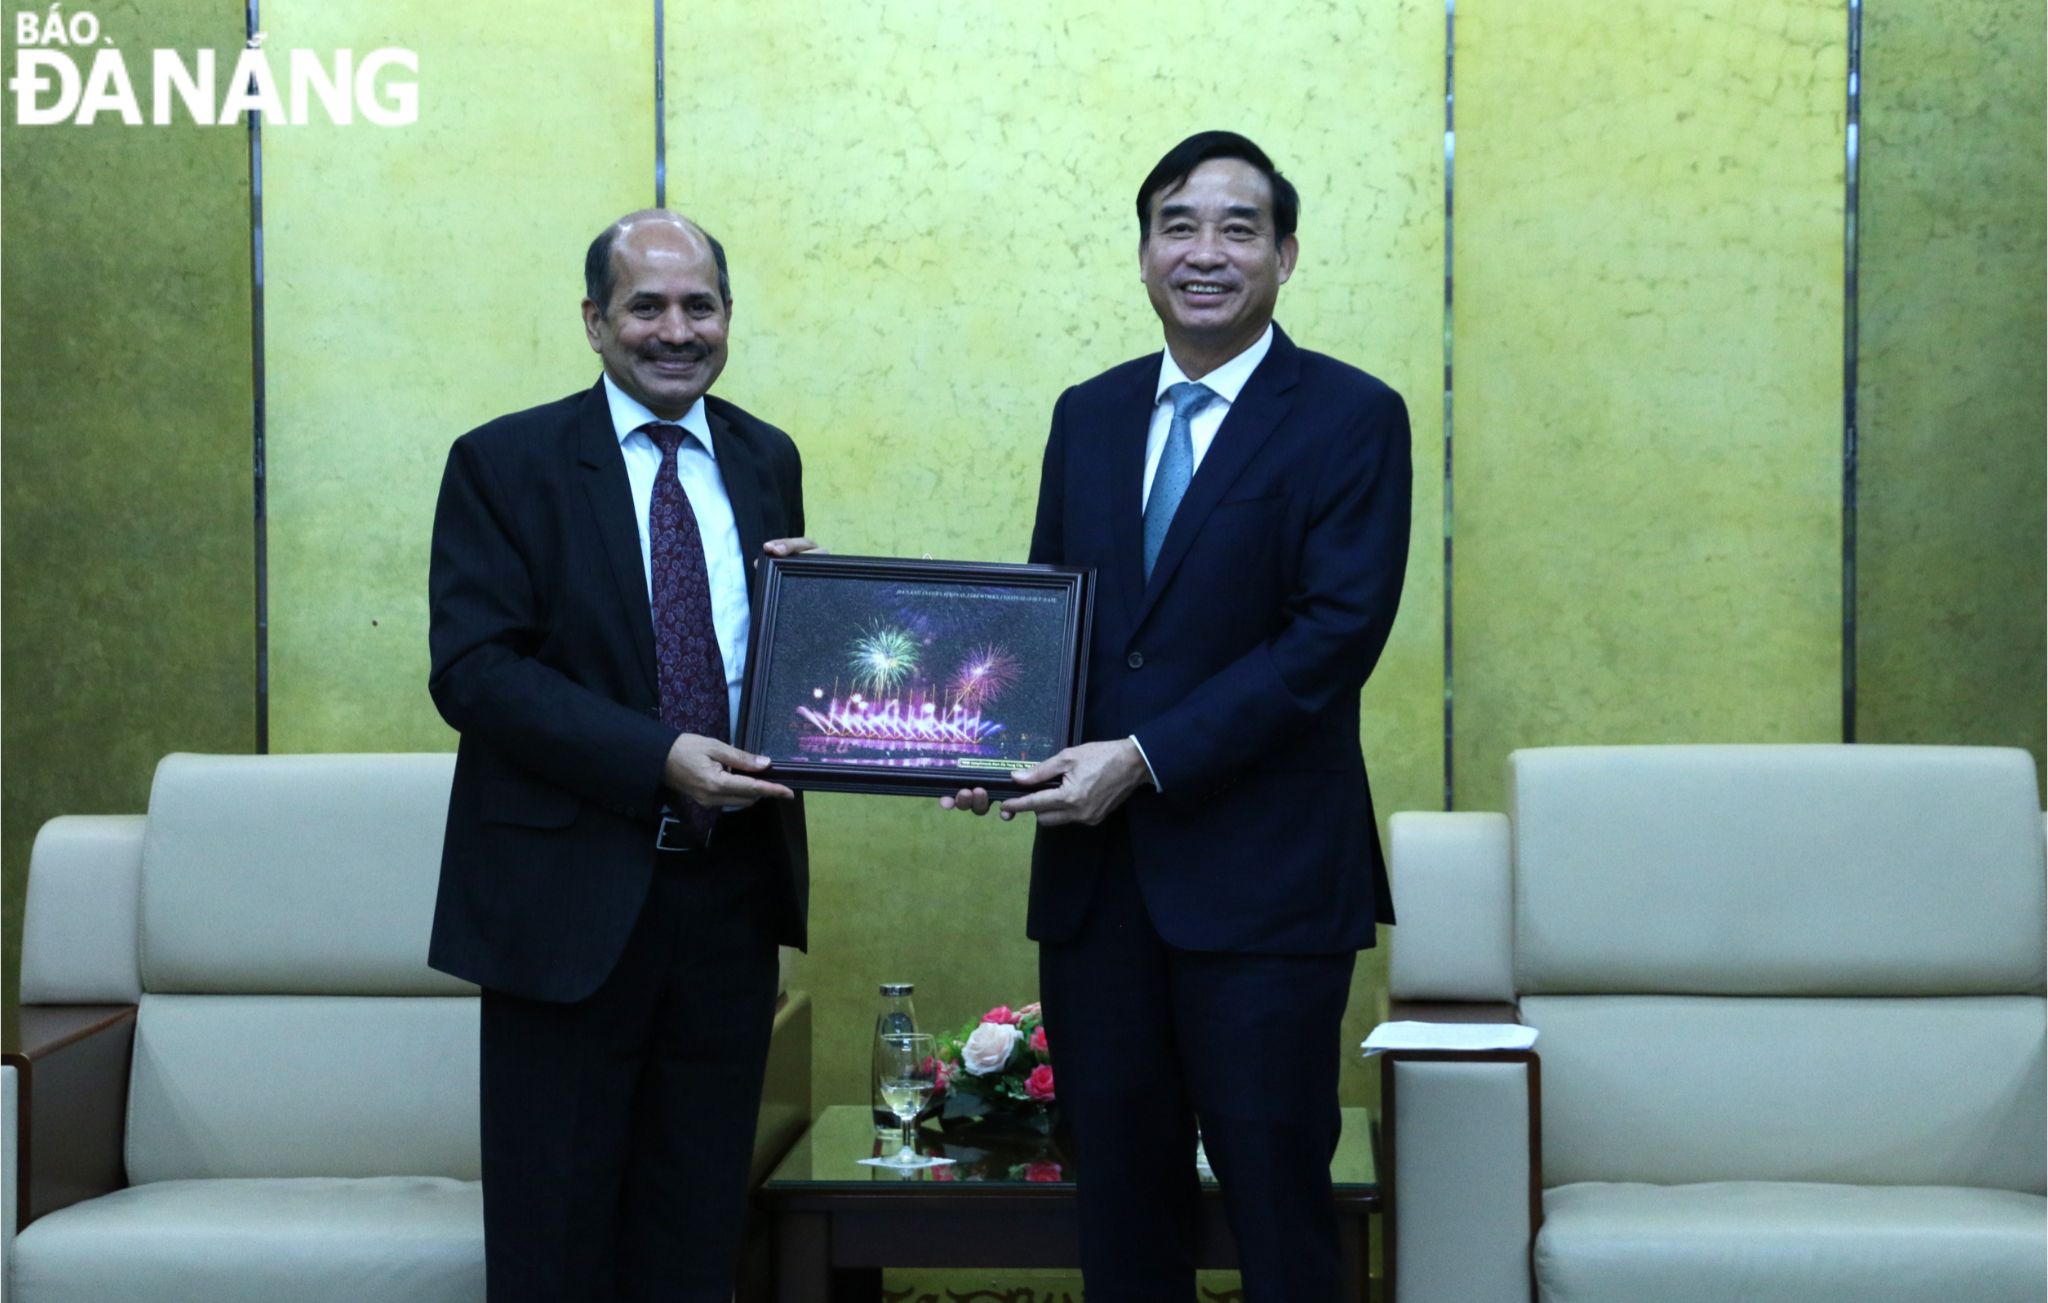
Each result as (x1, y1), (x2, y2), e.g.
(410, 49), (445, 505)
(1026, 326), (1410, 954)
(427, 381), (808, 1003)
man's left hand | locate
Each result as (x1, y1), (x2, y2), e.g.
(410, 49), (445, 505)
(761, 537), (823, 561)
(996, 739), (1151, 827)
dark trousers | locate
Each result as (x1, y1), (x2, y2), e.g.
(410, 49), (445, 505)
(479, 843), (780, 1303)
(1038, 826), (1356, 1303)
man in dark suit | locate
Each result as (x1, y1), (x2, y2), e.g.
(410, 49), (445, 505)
(947, 132), (1410, 1301)
(427, 209), (815, 1302)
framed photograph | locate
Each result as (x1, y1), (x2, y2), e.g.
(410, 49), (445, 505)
(737, 555), (1094, 796)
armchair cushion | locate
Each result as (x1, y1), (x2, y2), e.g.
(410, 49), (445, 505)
(1522, 994), (2046, 1190)
(1537, 1180), (2048, 1303)
(1509, 746), (2046, 996)
(127, 995), (480, 1184)
(140, 753), (470, 997)
(12, 1177), (482, 1303)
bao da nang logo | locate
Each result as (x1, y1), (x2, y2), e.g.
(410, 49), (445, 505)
(9, 6), (417, 125)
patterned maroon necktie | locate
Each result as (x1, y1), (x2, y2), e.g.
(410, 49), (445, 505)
(645, 422), (729, 837)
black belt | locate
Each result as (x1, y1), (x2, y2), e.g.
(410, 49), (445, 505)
(656, 802), (767, 854)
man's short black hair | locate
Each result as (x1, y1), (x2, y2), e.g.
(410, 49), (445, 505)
(583, 216), (731, 316)
(1135, 131), (1299, 242)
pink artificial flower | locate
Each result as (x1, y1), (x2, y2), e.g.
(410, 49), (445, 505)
(982, 1005), (1021, 1026)
(1017, 1002), (1042, 1020)
(1022, 1160), (1062, 1183)
(1029, 1025), (1049, 1056)
(1024, 1064), (1056, 1102)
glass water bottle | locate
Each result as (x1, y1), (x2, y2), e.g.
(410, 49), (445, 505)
(872, 982), (917, 1136)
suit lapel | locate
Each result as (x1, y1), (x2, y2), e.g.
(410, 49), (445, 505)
(1130, 327), (1301, 633)
(706, 402), (770, 569)
(576, 383), (661, 699)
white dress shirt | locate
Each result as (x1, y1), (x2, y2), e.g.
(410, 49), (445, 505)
(1140, 323), (1275, 510)
(601, 373), (749, 739)
(1128, 324), (1275, 790)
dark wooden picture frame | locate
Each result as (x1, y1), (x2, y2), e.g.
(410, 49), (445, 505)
(738, 555), (1094, 797)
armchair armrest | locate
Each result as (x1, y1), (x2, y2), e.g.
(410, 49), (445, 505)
(20, 816), (145, 1005)
(4, 1065), (17, 1293)
(1381, 1049), (1540, 1303)
(1379, 998), (1540, 1303)
(4, 1003), (137, 1233)
(750, 989), (812, 1189)
(739, 989), (812, 1303)
(1388, 812), (1513, 1001)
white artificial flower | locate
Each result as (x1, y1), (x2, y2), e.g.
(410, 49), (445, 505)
(960, 1021), (1022, 1075)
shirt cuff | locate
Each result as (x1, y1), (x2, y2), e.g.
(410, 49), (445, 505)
(1128, 734), (1162, 792)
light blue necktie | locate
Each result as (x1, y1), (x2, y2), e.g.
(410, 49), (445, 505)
(1143, 381), (1217, 579)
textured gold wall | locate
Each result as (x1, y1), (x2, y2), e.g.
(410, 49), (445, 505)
(0, 0), (256, 999)
(262, 0), (655, 753)
(1857, 0), (2047, 771)
(664, 0), (1447, 1119)
(1451, 0), (1849, 813)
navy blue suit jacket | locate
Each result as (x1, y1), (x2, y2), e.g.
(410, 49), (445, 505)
(1025, 326), (1410, 954)
(426, 381), (809, 1003)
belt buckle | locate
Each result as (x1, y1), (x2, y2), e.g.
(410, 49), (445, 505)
(655, 814), (697, 853)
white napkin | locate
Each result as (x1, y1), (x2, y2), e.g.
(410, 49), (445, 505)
(1360, 1021), (1539, 1054)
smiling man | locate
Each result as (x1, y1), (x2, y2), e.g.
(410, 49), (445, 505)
(428, 210), (816, 1301)
(947, 132), (1412, 1301)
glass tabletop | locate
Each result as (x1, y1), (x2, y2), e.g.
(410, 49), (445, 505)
(765, 1105), (1378, 1193)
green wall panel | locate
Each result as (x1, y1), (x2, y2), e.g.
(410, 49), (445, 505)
(1857, 0), (2047, 776)
(1453, 0), (1847, 814)
(1, 0), (255, 999)
(263, 0), (654, 752)
(665, 0), (1446, 1120)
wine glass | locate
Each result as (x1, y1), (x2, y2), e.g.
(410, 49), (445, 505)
(872, 1031), (943, 1169)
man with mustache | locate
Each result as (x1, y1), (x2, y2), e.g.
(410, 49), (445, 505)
(428, 209), (816, 1301)
(948, 132), (1411, 1301)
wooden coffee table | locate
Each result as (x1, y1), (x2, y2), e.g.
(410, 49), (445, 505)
(762, 1105), (1379, 1301)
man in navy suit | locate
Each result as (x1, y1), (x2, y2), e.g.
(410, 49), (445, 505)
(948, 132), (1410, 1301)
(428, 210), (815, 1301)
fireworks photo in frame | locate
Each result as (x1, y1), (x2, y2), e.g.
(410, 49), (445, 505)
(739, 556), (1092, 796)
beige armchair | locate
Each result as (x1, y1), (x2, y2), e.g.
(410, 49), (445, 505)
(1380, 744), (2046, 1303)
(3, 752), (811, 1303)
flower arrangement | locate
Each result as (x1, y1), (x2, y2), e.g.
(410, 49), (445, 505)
(932, 1001), (1056, 1135)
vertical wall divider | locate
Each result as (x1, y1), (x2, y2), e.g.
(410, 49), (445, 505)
(654, 0), (668, 206)
(1441, 0), (1456, 809)
(1841, 0), (1862, 743)
(246, 0), (270, 753)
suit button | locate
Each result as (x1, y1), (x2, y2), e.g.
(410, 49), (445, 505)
(1127, 652), (1145, 669)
